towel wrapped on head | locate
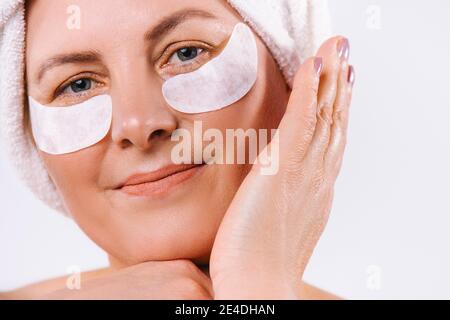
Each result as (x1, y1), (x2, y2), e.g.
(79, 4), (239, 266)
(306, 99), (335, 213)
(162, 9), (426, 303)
(0, 0), (331, 216)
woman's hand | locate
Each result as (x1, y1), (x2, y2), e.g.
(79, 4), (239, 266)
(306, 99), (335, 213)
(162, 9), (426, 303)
(38, 260), (213, 300)
(209, 37), (354, 299)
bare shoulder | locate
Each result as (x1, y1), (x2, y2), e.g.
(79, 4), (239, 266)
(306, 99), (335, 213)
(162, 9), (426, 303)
(299, 281), (342, 300)
(1, 268), (111, 300)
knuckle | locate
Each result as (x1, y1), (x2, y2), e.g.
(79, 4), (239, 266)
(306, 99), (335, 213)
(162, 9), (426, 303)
(318, 105), (333, 126)
(171, 259), (199, 274)
(332, 109), (346, 123)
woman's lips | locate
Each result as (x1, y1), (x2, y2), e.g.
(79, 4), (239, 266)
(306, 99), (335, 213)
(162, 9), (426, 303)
(116, 164), (206, 197)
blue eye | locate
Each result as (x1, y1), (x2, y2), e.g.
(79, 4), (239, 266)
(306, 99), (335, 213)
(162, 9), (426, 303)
(169, 47), (204, 64)
(177, 47), (199, 61)
(66, 78), (92, 94)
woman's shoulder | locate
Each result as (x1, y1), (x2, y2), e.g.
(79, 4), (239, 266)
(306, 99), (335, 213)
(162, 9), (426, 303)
(1, 268), (110, 300)
(3, 277), (66, 300)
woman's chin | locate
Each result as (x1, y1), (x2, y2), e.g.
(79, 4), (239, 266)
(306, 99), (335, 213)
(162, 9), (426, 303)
(113, 241), (214, 268)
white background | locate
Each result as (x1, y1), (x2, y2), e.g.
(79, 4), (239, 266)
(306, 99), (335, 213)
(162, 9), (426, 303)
(1, 0), (449, 299)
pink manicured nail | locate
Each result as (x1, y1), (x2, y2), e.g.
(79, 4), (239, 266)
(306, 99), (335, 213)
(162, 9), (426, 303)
(348, 65), (355, 85)
(338, 38), (350, 61)
(314, 57), (323, 75)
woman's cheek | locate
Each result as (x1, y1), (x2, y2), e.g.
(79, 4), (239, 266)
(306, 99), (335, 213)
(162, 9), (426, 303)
(40, 149), (105, 212)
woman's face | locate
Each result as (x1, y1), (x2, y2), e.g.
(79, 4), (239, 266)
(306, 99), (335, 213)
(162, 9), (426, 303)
(25, 0), (289, 267)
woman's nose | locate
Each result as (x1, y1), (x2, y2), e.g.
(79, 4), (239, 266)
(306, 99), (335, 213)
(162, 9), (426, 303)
(110, 86), (178, 151)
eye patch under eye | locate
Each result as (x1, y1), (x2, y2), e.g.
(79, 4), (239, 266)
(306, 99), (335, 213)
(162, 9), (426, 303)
(28, 95), (112, 155)
(27, 23), (256, 155)
(162, 23), (258, 114)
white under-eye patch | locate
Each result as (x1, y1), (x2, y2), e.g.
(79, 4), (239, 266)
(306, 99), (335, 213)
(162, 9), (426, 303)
(28, 95), (112, 155)
(162, 23), (258, 114)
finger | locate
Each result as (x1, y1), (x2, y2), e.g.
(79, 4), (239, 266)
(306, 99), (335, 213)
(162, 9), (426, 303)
(172, 260), (214, 298)
(195, 266), (215, 298)
(325, 65), (355, 178)
(307, 37), (350, 163)
(187, 264), (214, 298)
(278, 56), (323, 162)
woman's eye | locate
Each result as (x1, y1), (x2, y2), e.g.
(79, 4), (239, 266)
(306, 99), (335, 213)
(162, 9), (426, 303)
(63, 78), (92, 94)
(169, 47), (204, 64)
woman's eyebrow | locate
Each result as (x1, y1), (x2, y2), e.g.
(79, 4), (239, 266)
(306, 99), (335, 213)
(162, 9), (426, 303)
(36, 51), (102, 84)
(34, 9), (215, 83)
(144, 8), (217, 43)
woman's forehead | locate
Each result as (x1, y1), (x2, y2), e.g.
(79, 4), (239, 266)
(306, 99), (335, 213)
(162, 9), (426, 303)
(25, 0), (236, 44)
(26, 0), (234, 26)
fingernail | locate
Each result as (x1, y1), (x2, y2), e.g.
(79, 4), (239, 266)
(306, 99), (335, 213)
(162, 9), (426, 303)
(314, 57), (323, 75)
(338, 38), (350, 61)
(347, 65), (355, 85)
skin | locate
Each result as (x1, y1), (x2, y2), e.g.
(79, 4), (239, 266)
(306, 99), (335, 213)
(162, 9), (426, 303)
(3, 0), (353, 299)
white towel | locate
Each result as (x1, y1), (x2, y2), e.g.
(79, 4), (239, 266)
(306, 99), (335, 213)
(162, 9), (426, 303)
(0, 0), (331, 216)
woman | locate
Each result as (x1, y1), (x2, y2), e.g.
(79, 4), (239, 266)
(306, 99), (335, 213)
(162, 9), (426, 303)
(0, 0), (354, 299)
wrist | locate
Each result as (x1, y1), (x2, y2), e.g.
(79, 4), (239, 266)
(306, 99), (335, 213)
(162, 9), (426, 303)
(213, 273), (301, 300)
